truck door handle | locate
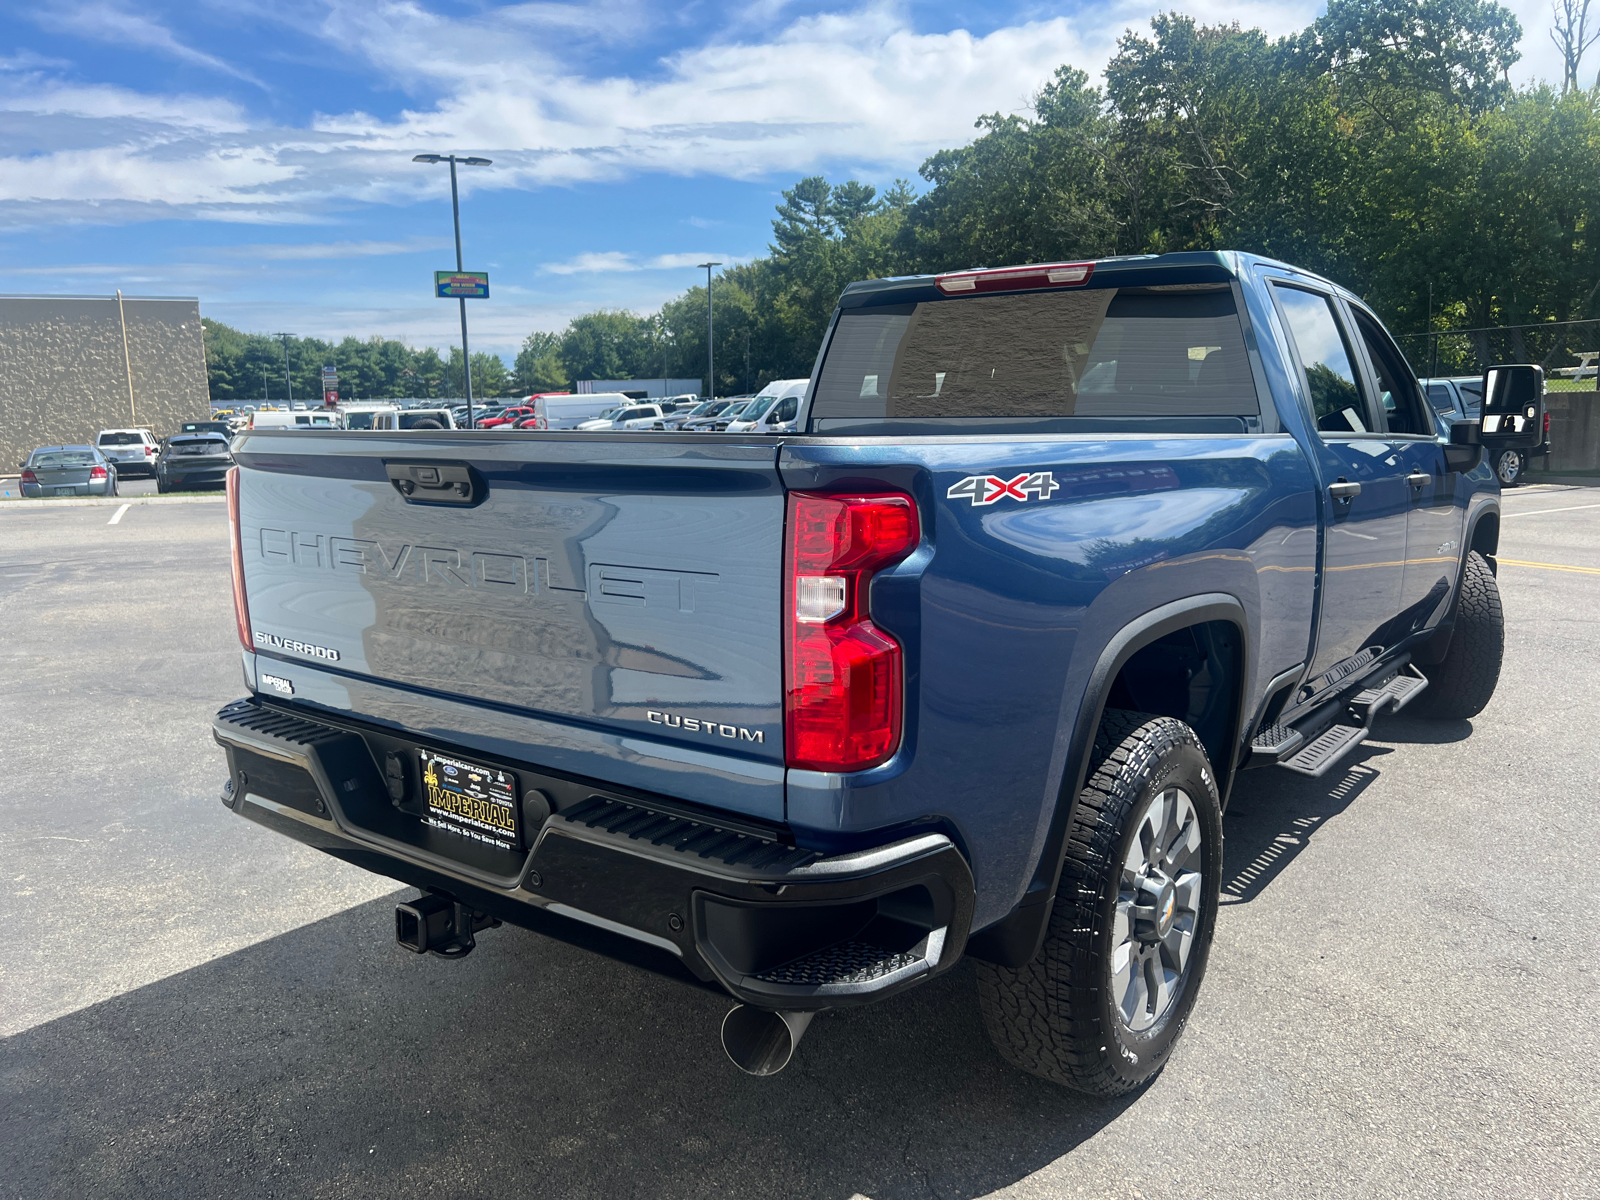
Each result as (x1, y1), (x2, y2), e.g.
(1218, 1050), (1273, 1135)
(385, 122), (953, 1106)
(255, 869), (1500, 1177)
(1328, 481), (1361, 501)
(1406, 473), (1431, 489)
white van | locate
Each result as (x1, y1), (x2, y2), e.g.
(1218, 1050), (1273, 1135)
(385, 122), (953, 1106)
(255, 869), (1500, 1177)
(723, 379), (808, 433)
(530, 392), (635, 430)
(249, 409), (342, 430)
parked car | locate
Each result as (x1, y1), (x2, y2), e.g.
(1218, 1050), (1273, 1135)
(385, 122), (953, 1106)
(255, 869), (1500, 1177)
(339, 403), (401, 430)
(249, 410), (342, 430)
(477, 406), (536, 429)
(724, 379), (808, 433)
(681, 399), (752, 431)
(215, 250), (1538, 1095)
(372, 408), (458, 431)
(1421, 375), (1547, 485)
(95, 428), (158, 477)
(575, 402), (671, 431)
(657, 397), (733, 430)
(19, 446), (118, 497)
(156, 434), (233, 492)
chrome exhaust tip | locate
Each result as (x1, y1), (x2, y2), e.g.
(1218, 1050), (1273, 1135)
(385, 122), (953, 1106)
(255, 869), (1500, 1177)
(720, 1005), (814, 1076)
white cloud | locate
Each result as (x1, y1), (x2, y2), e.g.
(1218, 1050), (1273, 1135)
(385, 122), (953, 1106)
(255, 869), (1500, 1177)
(221, 236), (449, 260)
(541, 250), (750, 274)
(31, 3), (264, 86)
(0, 0), (1584, 228)
(542, 250), (639, 274)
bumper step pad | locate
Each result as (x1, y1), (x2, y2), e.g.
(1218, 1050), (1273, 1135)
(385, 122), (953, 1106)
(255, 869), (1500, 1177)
(559, 794), (817, 875)
(754, 940), (925, 987)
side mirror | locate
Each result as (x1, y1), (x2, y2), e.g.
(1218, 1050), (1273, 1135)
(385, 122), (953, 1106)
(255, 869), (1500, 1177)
(1479, 364), (1544, 450)
(1444, 420), (1483, 474)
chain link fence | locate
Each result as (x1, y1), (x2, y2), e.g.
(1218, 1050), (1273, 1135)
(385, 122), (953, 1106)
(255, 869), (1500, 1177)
(1397, 318), (1600, 392)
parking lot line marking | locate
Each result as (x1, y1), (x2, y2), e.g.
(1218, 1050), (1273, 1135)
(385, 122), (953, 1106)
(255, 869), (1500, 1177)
(107, 504), (130, 525)
(1498, 558), (1600, 576)
(1502, 502), (1600, 518)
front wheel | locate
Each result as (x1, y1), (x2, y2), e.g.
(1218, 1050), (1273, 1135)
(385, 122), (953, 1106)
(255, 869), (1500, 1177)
(977, 711), (1223, 1096)
(1414, 551), (1504, 719)
(1493, 448), (1524, 486)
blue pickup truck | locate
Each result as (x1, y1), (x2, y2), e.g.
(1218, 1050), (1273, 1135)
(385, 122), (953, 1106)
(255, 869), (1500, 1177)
(212, 252), (1544, 1094)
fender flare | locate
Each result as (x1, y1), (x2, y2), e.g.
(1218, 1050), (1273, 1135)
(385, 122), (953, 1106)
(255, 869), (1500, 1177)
(967, 593), (1250, 968)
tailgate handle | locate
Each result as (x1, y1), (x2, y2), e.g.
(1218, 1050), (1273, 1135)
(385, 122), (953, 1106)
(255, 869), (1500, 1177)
(386, 462), (484, 506)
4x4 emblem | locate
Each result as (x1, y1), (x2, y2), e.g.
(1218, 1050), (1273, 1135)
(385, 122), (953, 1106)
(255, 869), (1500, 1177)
(946, 472), (1060, 506)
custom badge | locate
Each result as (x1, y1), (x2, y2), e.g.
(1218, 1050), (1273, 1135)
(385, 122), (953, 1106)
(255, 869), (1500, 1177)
(946, 471), (1060, 506)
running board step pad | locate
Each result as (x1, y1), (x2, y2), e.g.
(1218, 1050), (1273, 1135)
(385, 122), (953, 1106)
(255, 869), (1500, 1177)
(1279, 723), (1369, 777)
(1352, 670), (1428, 720)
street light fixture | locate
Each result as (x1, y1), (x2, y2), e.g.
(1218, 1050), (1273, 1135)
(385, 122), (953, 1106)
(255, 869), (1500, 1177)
(413, 153), (493, 427)
(697, 261), (721, 404)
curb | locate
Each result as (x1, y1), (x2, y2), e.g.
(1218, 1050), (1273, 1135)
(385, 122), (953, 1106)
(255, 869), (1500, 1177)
(1524, 475), (1600, 488)
(0, 493), (226, 509)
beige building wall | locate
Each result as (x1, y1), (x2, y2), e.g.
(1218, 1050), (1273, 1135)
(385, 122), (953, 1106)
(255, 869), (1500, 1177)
(0, 295), (209, 471)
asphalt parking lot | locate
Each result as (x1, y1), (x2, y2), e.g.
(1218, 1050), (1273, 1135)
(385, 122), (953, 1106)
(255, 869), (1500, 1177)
(3, 487), (1597, 1199)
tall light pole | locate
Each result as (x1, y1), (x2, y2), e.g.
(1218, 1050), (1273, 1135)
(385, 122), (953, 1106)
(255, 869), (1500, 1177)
(414, 153), (492, 426)
(697, 261), (721, 403)
(278, 334), (293, 405)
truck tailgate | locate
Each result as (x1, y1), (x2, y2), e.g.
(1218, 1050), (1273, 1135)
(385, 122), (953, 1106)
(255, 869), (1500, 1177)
(234, 433), (786, 764)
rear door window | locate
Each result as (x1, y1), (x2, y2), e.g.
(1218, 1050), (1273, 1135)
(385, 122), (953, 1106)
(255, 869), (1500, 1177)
(1272, 286), (1371, 435)
(1425, 384), (1457, 415)
(1351, 309), (1433, 436)
(811, 286), (1258, 424)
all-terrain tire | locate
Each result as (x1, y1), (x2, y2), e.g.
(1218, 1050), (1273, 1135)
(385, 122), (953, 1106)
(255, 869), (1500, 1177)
(1414, 550), (1503, 719)
(976, 710), (1223, 1096)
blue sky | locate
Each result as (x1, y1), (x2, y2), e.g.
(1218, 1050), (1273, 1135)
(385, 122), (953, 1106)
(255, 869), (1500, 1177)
(0, 0), (1572, 361)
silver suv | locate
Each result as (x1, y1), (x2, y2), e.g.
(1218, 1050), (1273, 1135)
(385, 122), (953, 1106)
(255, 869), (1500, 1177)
(95, 429), (159, 478)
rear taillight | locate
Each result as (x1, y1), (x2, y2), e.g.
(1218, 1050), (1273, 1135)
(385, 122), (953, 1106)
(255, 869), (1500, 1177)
(89, 466), (108, 480)
(1544, 412), (1550, 434)
(935, 261), (1093, 295)
(145, 445), (156, 455)
(785, 492), (919, 772)
(20, 468), (38, 484)
(226, 467), (253, 652)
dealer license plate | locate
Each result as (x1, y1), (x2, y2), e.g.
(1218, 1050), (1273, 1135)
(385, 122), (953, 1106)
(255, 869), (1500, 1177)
(419, 748), (520, 849)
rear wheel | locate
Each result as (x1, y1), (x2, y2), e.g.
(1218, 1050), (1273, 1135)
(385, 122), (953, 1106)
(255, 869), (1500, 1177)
(156, 476), (170, 494)
(977, 711), (1222, 1096)
(1414, 551), (1503, 719)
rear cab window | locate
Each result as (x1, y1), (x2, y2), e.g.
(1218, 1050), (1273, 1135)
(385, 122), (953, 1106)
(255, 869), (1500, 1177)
(97, 431), (145, 446)
(809, 282), (1262, 434)
(1426, 383), (1457, 415)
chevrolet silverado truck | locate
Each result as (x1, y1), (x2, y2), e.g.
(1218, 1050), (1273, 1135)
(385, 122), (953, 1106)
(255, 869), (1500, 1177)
(212, 252), (1544, 1094)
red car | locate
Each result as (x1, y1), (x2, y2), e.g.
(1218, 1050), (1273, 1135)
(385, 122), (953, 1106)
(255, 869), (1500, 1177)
(476, 406), (536, 429)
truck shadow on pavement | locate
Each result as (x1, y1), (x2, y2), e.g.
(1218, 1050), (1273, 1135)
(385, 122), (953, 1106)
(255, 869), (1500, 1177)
(6, 894), (1137, 1200)
(1220, 716), (1473, 904)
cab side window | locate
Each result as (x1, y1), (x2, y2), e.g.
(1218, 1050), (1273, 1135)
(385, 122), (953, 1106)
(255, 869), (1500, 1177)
(1274, 285), (1371, 434)
(1352, 310), (1433, 436)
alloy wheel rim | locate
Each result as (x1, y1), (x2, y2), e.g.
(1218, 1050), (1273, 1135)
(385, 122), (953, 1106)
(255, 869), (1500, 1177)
(1110, 787), (1203, 1032)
